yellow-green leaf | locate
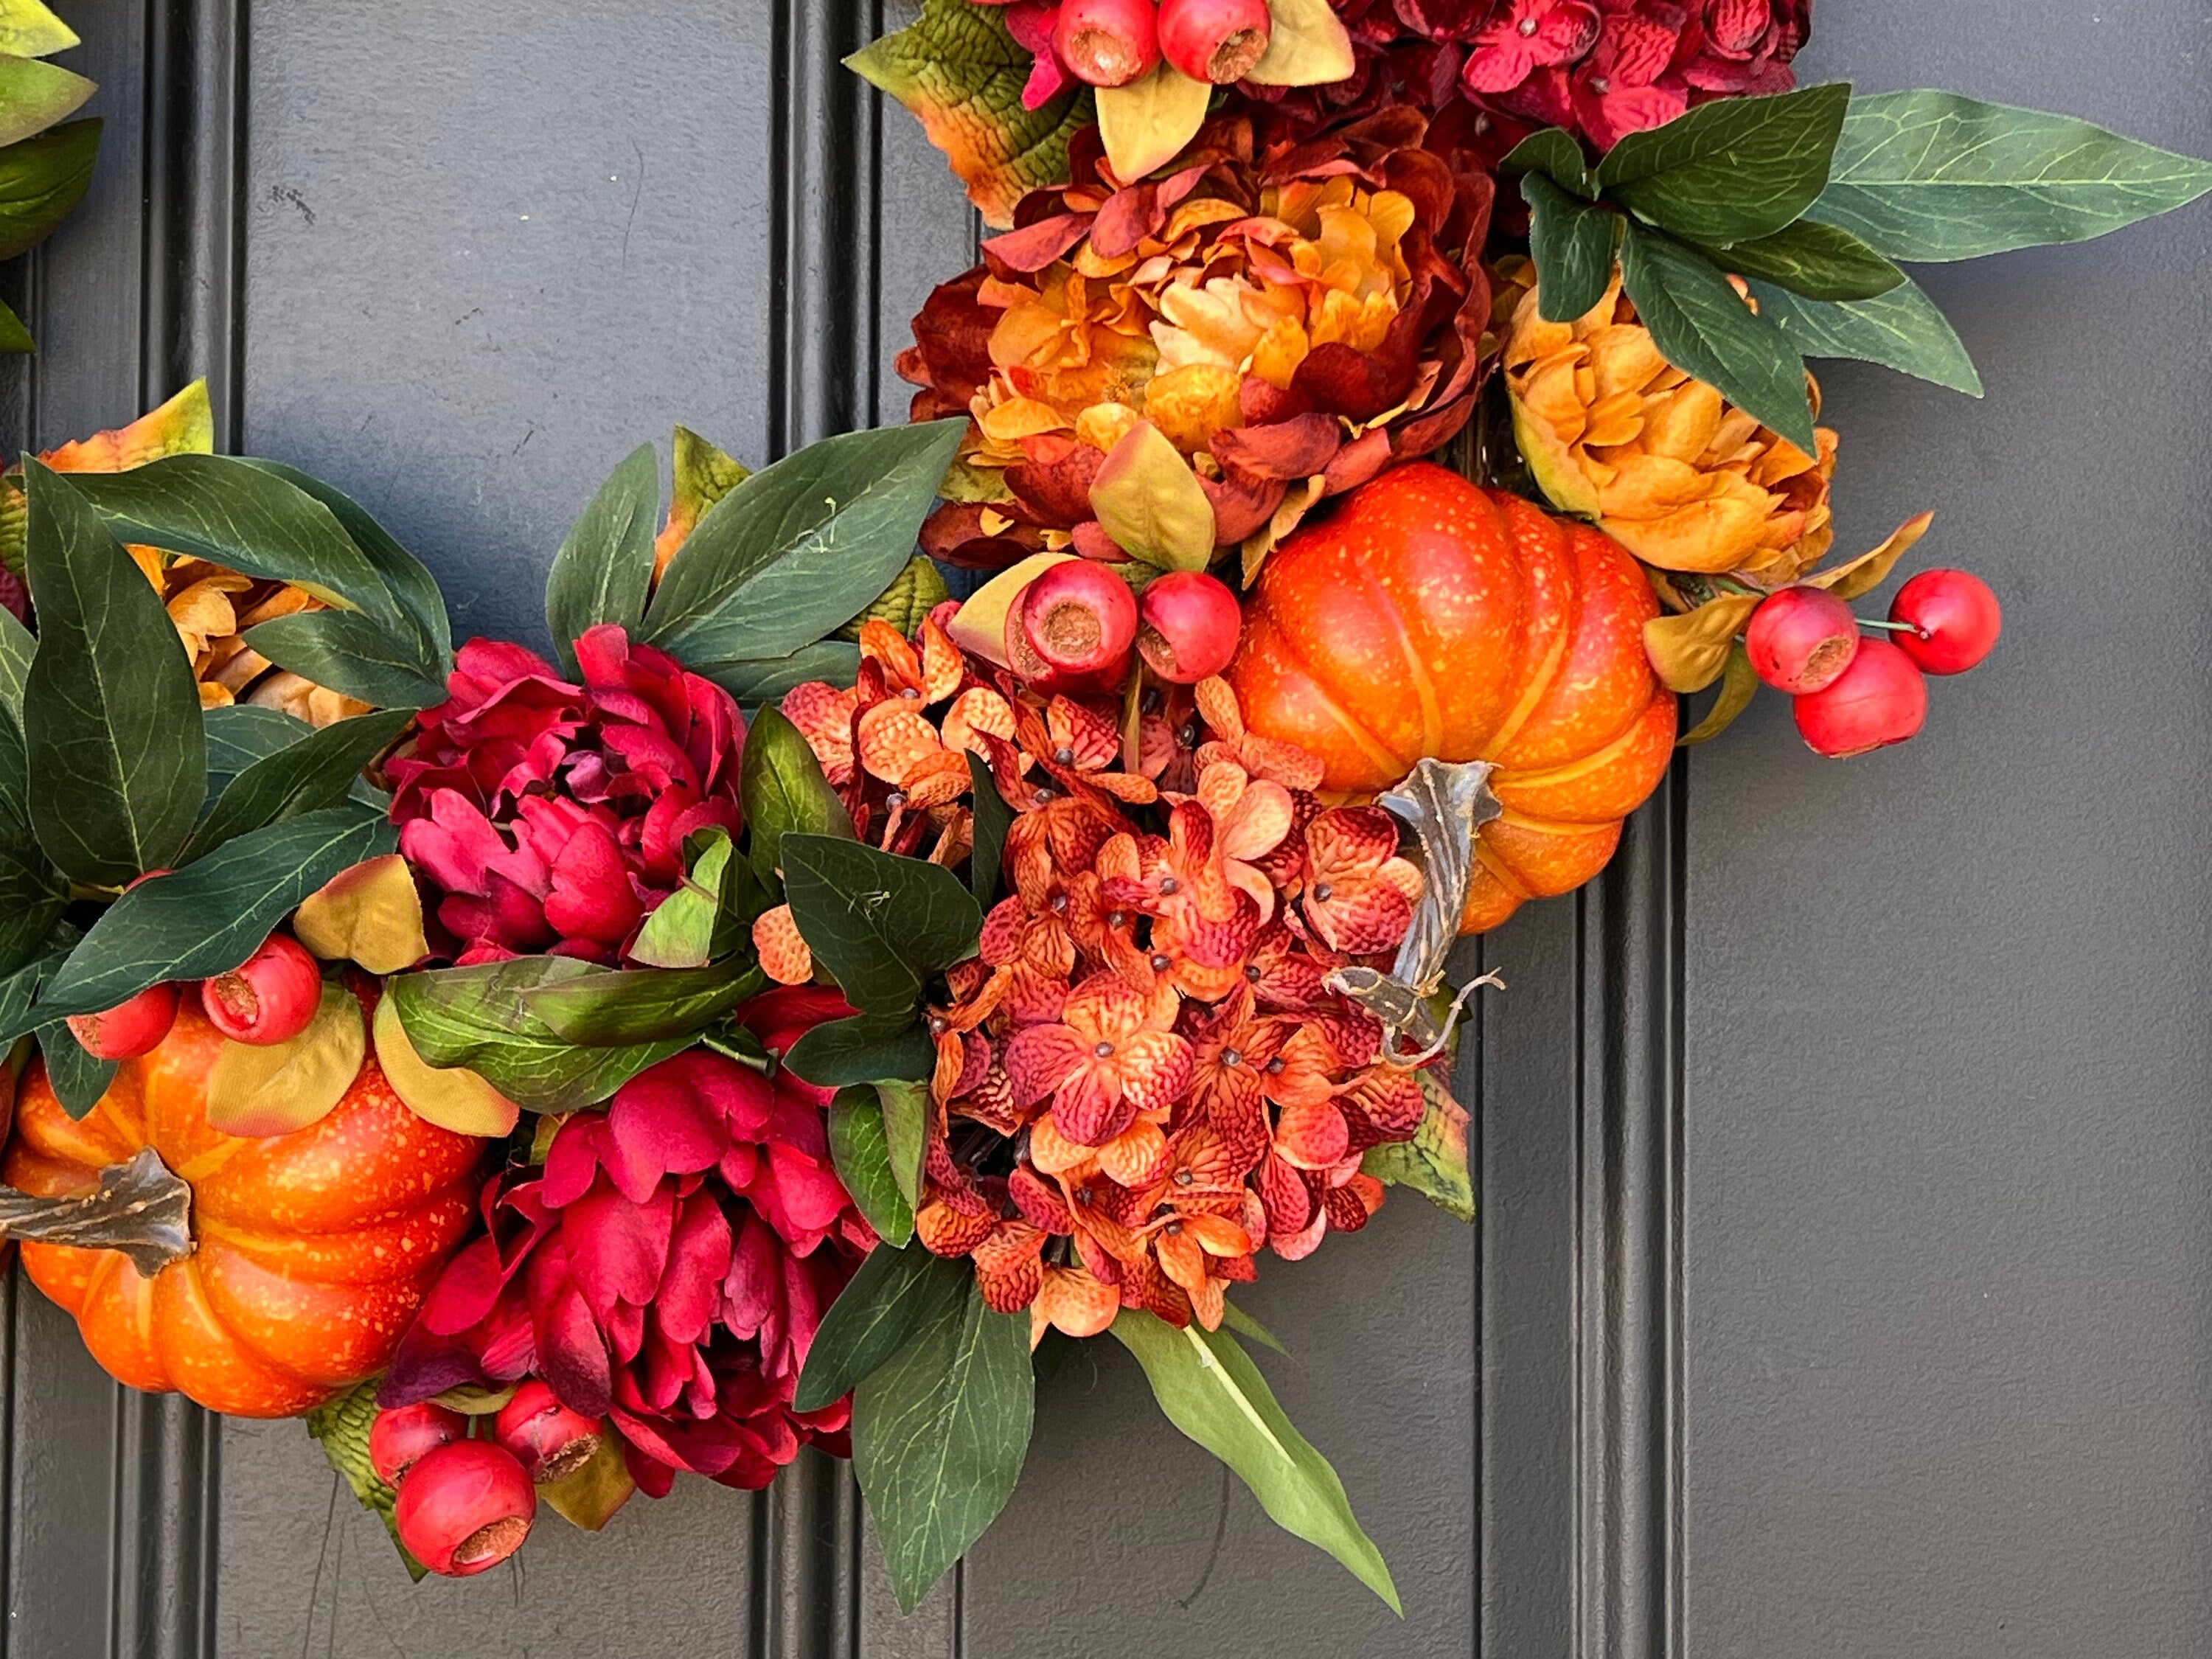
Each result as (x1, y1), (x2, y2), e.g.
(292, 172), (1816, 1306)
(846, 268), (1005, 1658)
(0, 0), (76, 58)
(292, 853), (430, 975)
(945, 552), (1072, 666)
(1642, 591), (1760, 694)
(1677, 641), (1759, 747)
(1245, 0), (1355, 88)
(1806, 510), (1933, 602)
(204, 983), (364, 1138)
(1094, 63), (1212, 184)
(1090, 420), (1216, 571)
(372, 993), (519, 1138)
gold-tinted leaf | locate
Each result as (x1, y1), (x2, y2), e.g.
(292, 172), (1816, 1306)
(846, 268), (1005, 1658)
(945, 552), (1074, 666)
(1806, 510), (1934, 601)
(654, 425), (750, 577)
(1090, 421), (1215, 571)
(292, 853), (429, 973)
(1244, 0), (1356, 87)
(431, 1382), (518, 1416)
(541, 1430), (637, 1531)
(1094, 63), (1212, 184)
(1677, 642), (1759, 746)
(838, 554), (949, 641)
(1642, 591), (1760, 694)
(204, 984), (364, 1138)
(373, 994), (519, 1138)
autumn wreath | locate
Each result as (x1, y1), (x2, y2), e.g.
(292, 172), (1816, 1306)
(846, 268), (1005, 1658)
(0, 0), (2199, 1613)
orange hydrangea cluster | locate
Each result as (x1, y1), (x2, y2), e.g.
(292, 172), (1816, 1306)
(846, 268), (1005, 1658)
(763, 615), (1439, 1339)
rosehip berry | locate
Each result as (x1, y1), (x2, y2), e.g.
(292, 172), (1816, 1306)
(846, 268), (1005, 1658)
(1136, 570), (1242, 683)
(64, 982), (178, 1062)
(369, 1402), (468, 1487)
(493, 1380), (605, 1484)
(1745, 585), (1859, 695)
(1889, 568), (2002, 675)
(1054, 0), (1160, 87)
(394, 1440), (537, 1578)
(1010, 560), (1139, 684)
(1792, 637), (1927, 759)
(1157, 0), (1273, 84)
(201, 933), (322, 1046)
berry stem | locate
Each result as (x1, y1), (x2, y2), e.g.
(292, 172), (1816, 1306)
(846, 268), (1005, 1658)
(1857, 617), (1927, 638)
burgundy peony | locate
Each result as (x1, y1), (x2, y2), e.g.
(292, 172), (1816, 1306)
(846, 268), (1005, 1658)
(382, 1029), (874, 1495)
(389, 624), (746, 965)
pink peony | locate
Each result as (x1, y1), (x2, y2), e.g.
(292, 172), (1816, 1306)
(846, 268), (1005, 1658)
(389, 625), (746, 965)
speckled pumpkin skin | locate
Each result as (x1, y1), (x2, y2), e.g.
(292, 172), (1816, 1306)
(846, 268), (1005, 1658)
(2, 998), (485, 1418)
(1228, 464), (1678, 933)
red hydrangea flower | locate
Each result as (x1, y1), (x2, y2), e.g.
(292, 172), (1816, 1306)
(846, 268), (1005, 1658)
(389, 625), (746, 965)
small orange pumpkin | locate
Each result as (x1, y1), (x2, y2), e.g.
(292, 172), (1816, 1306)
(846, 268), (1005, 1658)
(1228, 463), (1677, 932)
(1, 995), (484, 1418)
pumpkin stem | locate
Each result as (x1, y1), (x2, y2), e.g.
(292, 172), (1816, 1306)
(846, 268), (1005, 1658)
(0, 1148), (192, 1277)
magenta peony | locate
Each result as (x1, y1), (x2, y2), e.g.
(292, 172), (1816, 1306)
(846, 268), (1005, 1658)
(388, 625), (746, 965)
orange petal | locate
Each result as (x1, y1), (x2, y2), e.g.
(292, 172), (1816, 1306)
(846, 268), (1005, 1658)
(1036, 1266), (1119, 1342)
(1097, 1119), (1169, 1188)
(752, 905), (814, 986)
(857, 702), (947, 785)
(942, 686), (1017, 754)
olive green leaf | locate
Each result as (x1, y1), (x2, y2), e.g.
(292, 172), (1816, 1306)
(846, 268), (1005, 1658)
(1693, 218), (1903, 302)
(1111, 1312), (1400, 1613)
(664, 425), (751, 552)
(785, 1012), (936, 1092)
(21, 460), (206, 886)
(1599, 83), (1852, 246)
(306, 1379), (429, 1582)
(780, 834), (982, 1015)
(1523, 173), (1619, 324)
(184, 707), (410, 863)
(522, 956), (765, 1046)
(964, 750), (1011, 908)
(838, 554), (949, 641)
(794, 1243), (969, 1413)
(828, 1086), (917, 1248)
(0, 295), (29, 354)
(0, 115), (98, 259)
(0, 1), (79, 59)
(1746, 274), (1983, 397)
(1677, 642), (1761, 748)
(1361, 1063), (1475, 1222)
(1814, 90), (2212, 262)
(0, 52), (92, 148)
(0, 600), (29, 719)
(742, 705), (855, 888)
(545, 443), (658, 675)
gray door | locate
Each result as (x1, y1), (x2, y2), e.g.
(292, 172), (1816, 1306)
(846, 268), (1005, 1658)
(4, 2), (2205, 1655)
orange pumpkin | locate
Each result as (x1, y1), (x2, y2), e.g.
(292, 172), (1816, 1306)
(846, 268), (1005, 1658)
(1228, 462), (1677, 933)
(1, 996), (485, 1417)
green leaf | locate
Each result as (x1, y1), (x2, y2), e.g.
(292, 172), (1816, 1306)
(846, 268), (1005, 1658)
(36, 1019), (112, 1118)
(0, 294), (29, 353)
(741, 705), (855, 888)
(244, 608), (448, 709)
(838, 554), (949, 641)
(1360, 1063), (1475, 1222)
(0, 1), (78, 58)
(852, 1279), (1034, 1613)
(391, 956), (690, 1113)
(199, 705), (380, 814)
(0, 601), (29, 720)
(964, 750), (1010, 908)
(847, 0), (1094, 228)
(693, 642), (863, 709)
(877, 1077), (928, 1208)
(0, 614), (60, 973)
(0, 116), (97, 259)
(627, 830), (734, 970)
(21, 460), (206, 885)
(1618, 223), (1815, 453)
(522, 956), (765, 1046)
(1110, 1312), (1399, 1613)
(644, 420), (967, 667)
(667, 425), (751, 546)
(545, 443), (658, 676)
(1694, 218), (1903, 302)
(785, 1012), (936, 1091)
(794, 1243), (968, 1413)
(1499, 127), (1594, 198)
(306, 1379), (429, 1582)
(1814, 89), (2212, 262)
(1677, 641), (1760, 747)
(235, 459), (451, 666)
(1746, 274), (1983, 397)
(1218, 1298), (1287, 1357)
(829, 1087), (917, 1248)
(1600, 83), (1851, 246)
(0, 53), (93, 148)
(22, 807), (393, 1033)
(780, 834), (982, 1015)
(184, 708), (409, 862)
(1523, 173), (1619, 323)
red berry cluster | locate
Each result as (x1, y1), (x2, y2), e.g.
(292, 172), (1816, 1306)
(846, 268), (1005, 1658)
(63, 931), (324, 1061)
(1745, 570), (2003, 758)
(980, 0), (1276, 105)
(369, 1385), (603, 1576)
(1008, 563), (1242, 695)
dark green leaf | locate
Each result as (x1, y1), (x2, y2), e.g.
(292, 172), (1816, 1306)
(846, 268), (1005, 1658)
(1523, 173), (1619, 323)
(0, 116), (98, 259)
(645, 420), (967, 665)
(1815, 89), (2212, 262)
(201, 704), (312, 782)
(1678, 641), (1760, 746)
(0, 805), (63, 976)
(35, 1020), (113, 1118)
(0, 928), (58, 1037)
(184, 708), (409, 862)
(852, 1279), (1034, 1613)
(1746, 274), (1983, 397)
(0, 52), (92, 148)
(781, 834), (982, 1015)
(794, 1244), (968, 1413)
(1111, 1312), (1399, 1612)
(236, 459), (451, 665)
(22, 807), (393, 1033)
(307, 1379), (429, 1581)
(545, 443), (658, 676)
(1618, 223), (1815, 453)
(0, 599), (29, 721)
(877, 1078), (928, 1208)
(391, 956), (690, 1113)
(785, 1012), (936, 1092)
(693, 642), (863, 708)
(1498, 127), (1594, 198)
(21, 460), (206, 885)
(1694, 218), (1903, 302)
(0, 295), (29, 353)
(964, 750), (1011, 908)
(742, 706), (855, 888)
(1600, 83), (1851, 246)
(828, 1088), (917, 1248)
(522, 956), (765, 1046)
(245, 609), (448, 710)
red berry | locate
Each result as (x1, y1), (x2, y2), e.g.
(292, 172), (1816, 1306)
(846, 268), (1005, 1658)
(201, 933), (322, 1046)
(394, 1440), (536, 1578)
(1011, 560), (1139, 684)
(493, 1380), (605, 1484)
(369, 1402), (467, 1487)
(1889, 568), (2002, 675)
(1136, 570), (1242, 683)
(65, 982), (179, 1062)
(1157, 0), (1273, 83)
(1745, 585), (1859, 695)
(1792, 637), (1927, 758)
(1054, 0), (1160, 87)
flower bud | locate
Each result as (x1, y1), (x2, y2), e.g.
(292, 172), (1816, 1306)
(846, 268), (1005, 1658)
(369, 1402), (468, 1487)
(201, 933), (323, 1046)
(66, 983), (178, 1062)
(394, 1440), (536, 1578)
(493, 1380), (605, 1484)
(1157, 0), (1272, 84)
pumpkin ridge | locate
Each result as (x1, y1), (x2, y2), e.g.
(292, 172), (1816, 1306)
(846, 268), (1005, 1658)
(1490, 707), (1670, 810)
(1472, 839), (1534, 902)
(1356, 563), (1444, 764)
(1482, 500), (1579, 757)
(1253, 602), (1411, 782)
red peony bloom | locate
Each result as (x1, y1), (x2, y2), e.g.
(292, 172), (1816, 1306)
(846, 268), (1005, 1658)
(389, 625), (746, 966)
(383, 1030), (873, 1496)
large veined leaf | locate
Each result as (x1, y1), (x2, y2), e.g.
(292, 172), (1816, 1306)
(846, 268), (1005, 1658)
(1523, 173), (1619, 323)
(1111, 1312), (1400, 1613)
(780, 834), (982, 1015)
(0, 596), (59, 967)
(786, 1012), (936, 1091)
(0, 52), (92, 147)
(244, 608), (449, 710)
(1695, 218), (1903, 303)
(184, 707), (410, 862)
(828, 1087), (917, 1248)
(1599, 83), (1852, 246)
(521, 956), (765, 1046)
(544, 442), (658, 675)
(21, 461), (206, 886)
(645, 420), (967, 668)
(236, 459), (451, 667)
(1747, 275), (1984, 397)
(795, 1244), (968, 1413)
(693, 641), (861, 709)
(847, 0), (1093, 228)
(852, 1279), (1034, 1613)
(201, 703), (314, 784)
(36, 1018), (114, 1116)
(0, 602), (28, 719)
(0, 115), (97, 259)
(741, 706), (854, 888)
(1814, 90), (2212, 262)
(307, 1380), (428, 1580)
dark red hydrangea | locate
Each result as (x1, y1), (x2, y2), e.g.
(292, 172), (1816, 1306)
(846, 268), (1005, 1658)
(388, 625), (746, 966)
(381, 1030), (874, 1496)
